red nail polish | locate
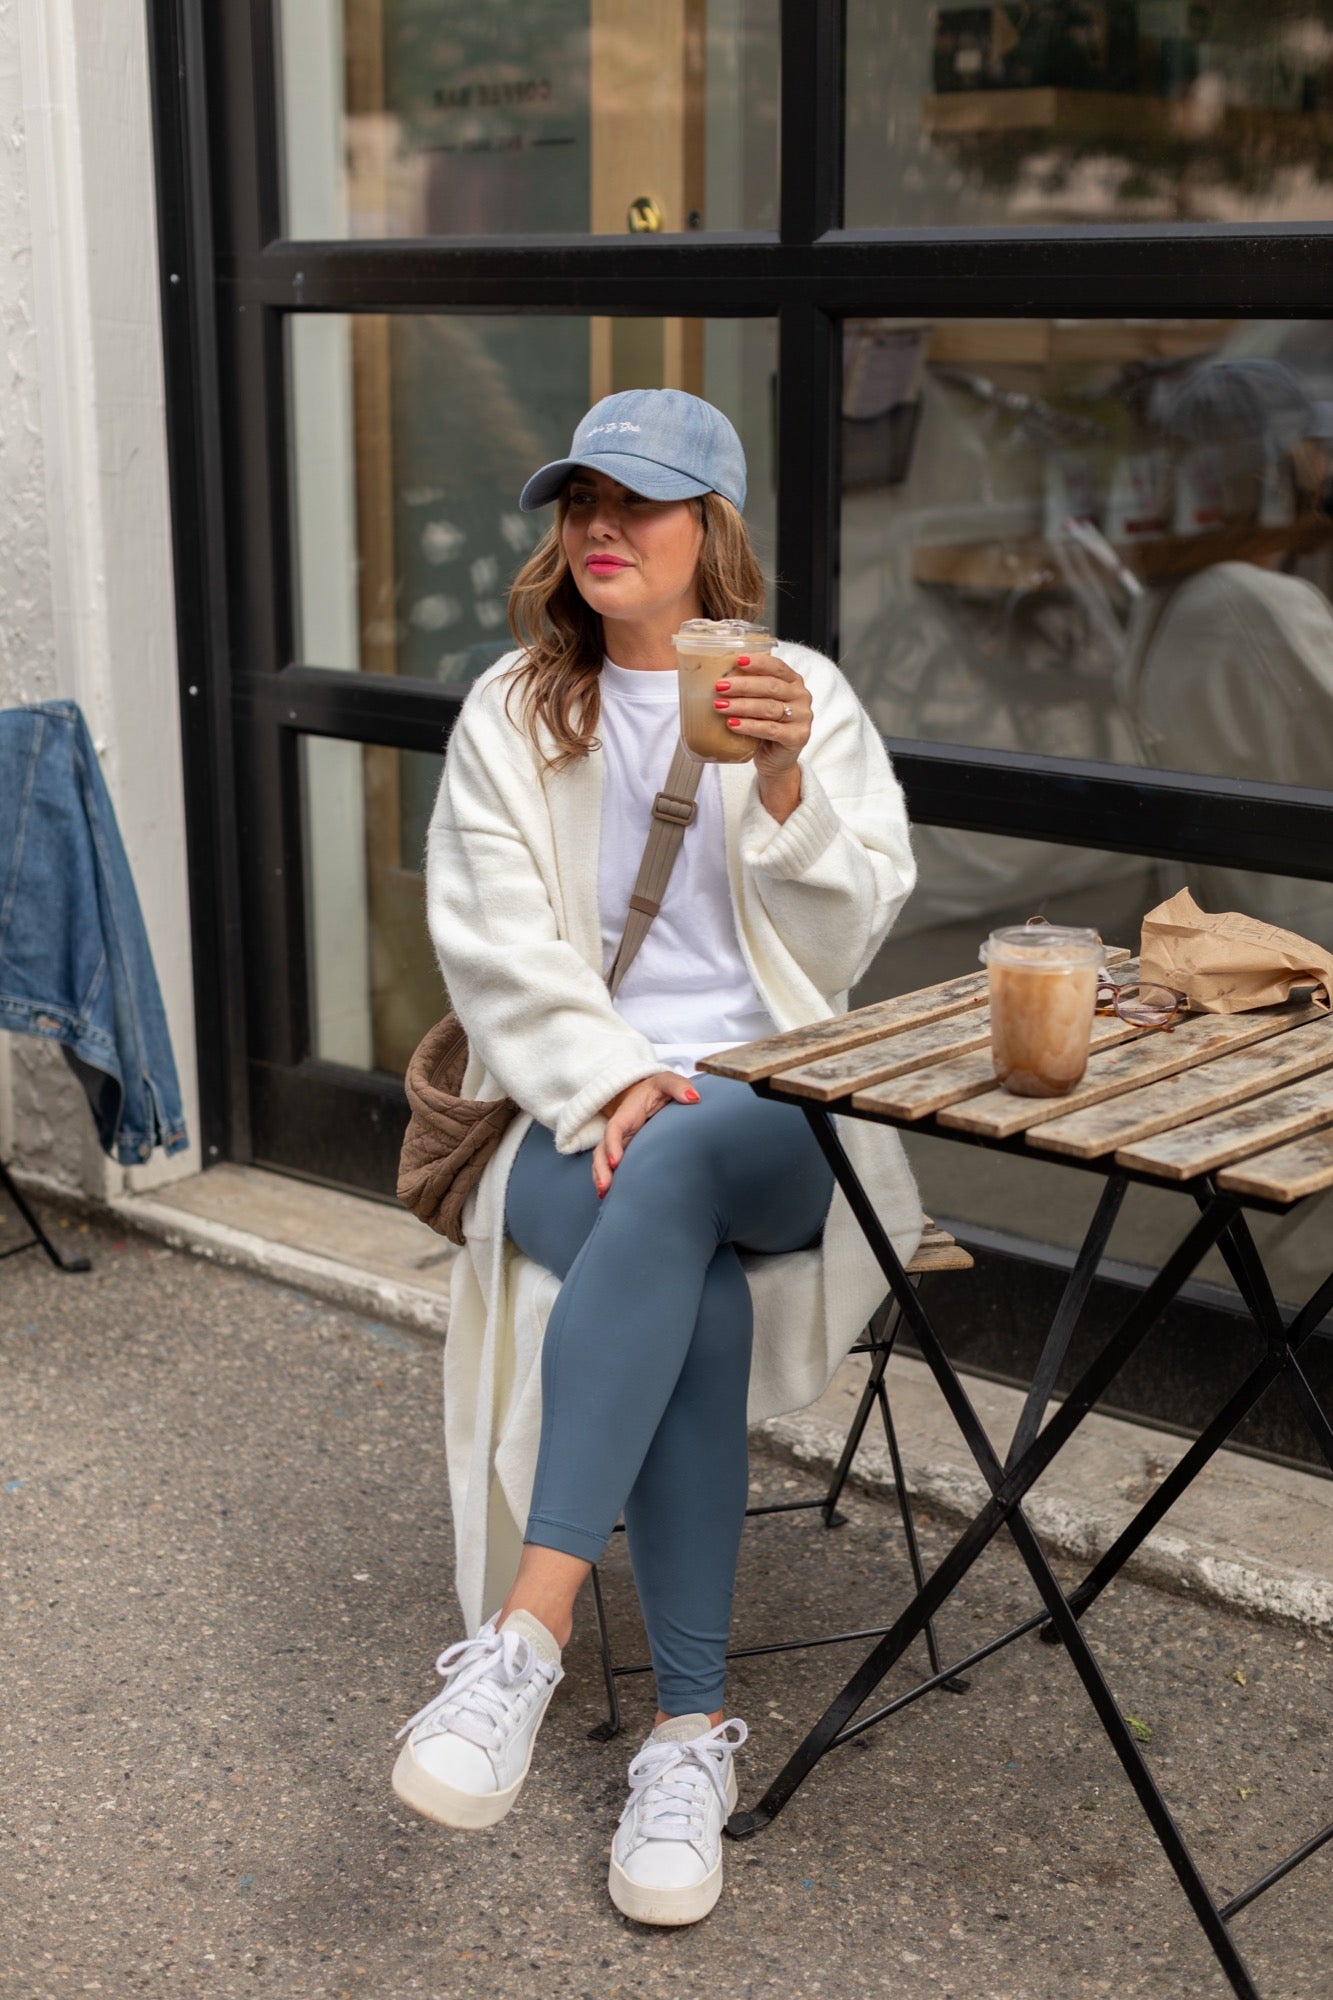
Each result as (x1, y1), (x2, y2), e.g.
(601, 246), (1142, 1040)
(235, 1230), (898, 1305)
(735, 655), (750, 666)
(714, 699), (729, 710)
(685, 1088), (700, 1103)
(726, 717), (740, 727)
(714, 680), (731, 692)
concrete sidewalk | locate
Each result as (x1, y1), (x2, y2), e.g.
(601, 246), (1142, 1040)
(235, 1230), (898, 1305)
(111, 1164), (1333, 1637)
(0, 1207), (1329, 1999)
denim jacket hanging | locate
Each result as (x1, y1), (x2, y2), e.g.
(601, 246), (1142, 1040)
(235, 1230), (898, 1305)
(0, 701), (188, 1164)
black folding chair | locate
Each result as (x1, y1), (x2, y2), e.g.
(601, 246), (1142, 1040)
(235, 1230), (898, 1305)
(587, 1221), (974, 1739)
(0, 1159), (90, 1273)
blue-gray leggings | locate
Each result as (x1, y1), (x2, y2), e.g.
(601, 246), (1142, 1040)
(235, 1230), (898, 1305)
(504, 1071), (834, 1714)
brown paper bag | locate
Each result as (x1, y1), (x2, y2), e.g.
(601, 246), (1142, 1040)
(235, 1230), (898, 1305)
(1139, 888), (1333, 1015)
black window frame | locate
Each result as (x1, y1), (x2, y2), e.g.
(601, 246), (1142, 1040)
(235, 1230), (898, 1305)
(150, 0), (1333, 1191)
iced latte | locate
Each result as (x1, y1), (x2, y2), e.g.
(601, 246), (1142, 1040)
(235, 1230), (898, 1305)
(980, 923), (1103, 1098)
(672, 619), (776, 763)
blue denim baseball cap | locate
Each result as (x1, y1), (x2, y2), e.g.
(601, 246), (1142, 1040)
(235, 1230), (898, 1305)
(519, 389), (747, 512)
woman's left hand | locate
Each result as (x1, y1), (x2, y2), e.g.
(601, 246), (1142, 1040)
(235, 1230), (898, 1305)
(715, 652), (812, 820)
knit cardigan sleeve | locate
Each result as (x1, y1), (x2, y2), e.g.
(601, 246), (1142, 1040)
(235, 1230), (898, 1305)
(737, 647), (917, 995)
(425, 673), (667, 1154)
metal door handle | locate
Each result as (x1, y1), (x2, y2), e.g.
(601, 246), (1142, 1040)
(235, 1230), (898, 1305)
(627, 195), (663, 233)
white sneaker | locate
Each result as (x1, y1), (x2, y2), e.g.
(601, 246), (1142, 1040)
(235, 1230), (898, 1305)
(608, 1714), (748, 1926)
(391, 1610), (562, 1830)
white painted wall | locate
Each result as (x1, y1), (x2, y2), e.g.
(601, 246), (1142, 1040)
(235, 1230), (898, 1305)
(0, 0), (198, 1196)
(0, 0), (84, 1190)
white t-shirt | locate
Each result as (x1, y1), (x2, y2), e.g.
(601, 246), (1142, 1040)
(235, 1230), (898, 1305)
(597, 657), (776, 1074)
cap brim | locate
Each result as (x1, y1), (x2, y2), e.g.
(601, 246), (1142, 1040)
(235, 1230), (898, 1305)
(519, 451), (713, 512)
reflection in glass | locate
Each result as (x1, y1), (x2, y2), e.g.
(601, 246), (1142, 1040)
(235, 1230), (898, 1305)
(847, 2), (1333, 227)
(302, 737), (445, 1075)
(288, 313), (777, 685)
(840, 316), (1333, 934)
(278, 0), (777, 239)
(840, 322), (1328, 712)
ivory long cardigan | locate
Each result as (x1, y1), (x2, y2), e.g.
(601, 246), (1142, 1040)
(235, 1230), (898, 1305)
(425, 642), (924, 1632)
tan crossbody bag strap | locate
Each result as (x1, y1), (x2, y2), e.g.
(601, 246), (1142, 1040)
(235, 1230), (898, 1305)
(607, 737), (703, 1001)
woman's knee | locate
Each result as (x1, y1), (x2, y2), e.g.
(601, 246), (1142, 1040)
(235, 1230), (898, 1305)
(605, 1091), (734, 1213)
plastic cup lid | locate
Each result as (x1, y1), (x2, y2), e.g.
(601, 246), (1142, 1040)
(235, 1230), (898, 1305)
(981, 922), (1103, 966)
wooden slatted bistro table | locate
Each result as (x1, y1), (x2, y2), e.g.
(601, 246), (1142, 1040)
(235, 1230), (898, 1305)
(699, 965), (1333, 2000)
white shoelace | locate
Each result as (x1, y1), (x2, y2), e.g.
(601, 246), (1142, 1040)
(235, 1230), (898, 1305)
(396, 1623), (555, 1751)
(620, 1719), (749, 1844)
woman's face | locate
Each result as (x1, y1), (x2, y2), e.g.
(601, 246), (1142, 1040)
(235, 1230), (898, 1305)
(561, 468), (706, 632)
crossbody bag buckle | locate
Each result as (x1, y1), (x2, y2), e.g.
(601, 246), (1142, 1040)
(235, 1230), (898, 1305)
(651, 790), (697, 828)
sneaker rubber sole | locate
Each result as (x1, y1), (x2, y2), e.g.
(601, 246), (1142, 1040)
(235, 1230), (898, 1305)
(606, 1761), (739, 1925)
(391, 1736), (534, 1831)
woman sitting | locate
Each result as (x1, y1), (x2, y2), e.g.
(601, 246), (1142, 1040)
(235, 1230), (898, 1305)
(392, 388), (922, 1925)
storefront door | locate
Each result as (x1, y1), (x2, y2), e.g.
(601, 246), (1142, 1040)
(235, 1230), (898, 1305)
(152, 0), (1333, 1458)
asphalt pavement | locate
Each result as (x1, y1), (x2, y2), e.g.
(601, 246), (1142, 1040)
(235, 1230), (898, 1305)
(1, 1211), (1329, 1999)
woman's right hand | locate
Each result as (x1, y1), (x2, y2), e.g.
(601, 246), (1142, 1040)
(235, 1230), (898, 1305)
(594, 1073), (700, 1198)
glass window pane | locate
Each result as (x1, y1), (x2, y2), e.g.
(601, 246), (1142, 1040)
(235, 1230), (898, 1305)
(847, 3), (1333, 227)
(301, 736), (445, 1075)
(277, 0), (777, 239)
(840, 314), (1333, 811)
(288, 313), (777, 683)
(853, 845), (1333, 1314)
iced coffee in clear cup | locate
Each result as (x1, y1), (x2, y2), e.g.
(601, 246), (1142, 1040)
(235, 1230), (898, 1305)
(672, 619), (776, 763)
(980, 923), (1104, 1098)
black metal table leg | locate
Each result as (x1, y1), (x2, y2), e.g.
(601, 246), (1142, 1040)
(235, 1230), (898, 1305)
(1194, 1202), (1333, 1479)
(730, 1115), (1239, 1834)
(730, 1109), (1274, 1996)
(1052, 1259), (1333, 1635)
(1004, 1173), (1127, 1468)
(895, 1269), (1262, 1994)
(923, 1348), (1262, 1991)
(871, 1365), (966, 1689)
(999, 1501), (1260, 1997)
(1285, 1355), (1333, 1473)
(1218, 1218), (1333, 1475)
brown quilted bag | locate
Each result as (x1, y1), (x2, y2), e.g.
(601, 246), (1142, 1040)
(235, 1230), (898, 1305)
(397, 1013), (517, 1245)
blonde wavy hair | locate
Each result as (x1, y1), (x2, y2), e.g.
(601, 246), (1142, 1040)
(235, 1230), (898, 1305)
(504, 490), (765, 770)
